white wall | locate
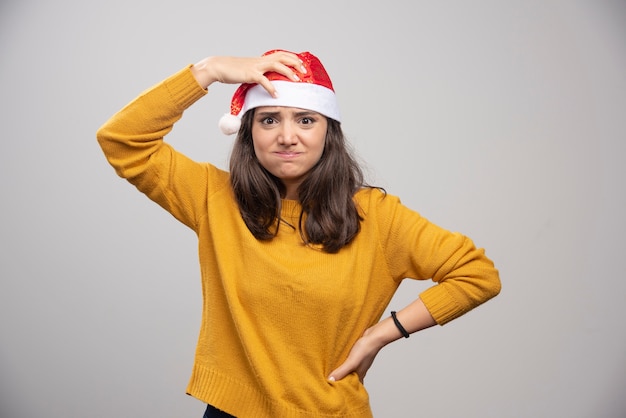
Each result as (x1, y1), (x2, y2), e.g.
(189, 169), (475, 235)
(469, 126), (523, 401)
(1, 1), (624, 417)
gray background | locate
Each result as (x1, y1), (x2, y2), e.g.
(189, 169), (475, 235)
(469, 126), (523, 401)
(1, 1), (625, 417)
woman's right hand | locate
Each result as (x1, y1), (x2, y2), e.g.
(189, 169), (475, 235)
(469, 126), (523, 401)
(190, 51), (306, 97)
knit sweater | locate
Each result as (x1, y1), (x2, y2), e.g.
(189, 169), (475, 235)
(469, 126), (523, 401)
(97, 66), (501, 418)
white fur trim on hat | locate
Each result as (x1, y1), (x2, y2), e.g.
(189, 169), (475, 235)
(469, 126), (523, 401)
(241, 81), (341, 122)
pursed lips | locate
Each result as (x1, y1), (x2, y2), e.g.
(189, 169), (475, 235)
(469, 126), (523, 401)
(274, 151), (302, 158)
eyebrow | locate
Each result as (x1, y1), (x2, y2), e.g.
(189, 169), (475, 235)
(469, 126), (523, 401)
(256, 109), (319, 118)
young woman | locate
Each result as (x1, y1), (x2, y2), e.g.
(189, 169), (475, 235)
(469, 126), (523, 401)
(97, 49), (501, 418)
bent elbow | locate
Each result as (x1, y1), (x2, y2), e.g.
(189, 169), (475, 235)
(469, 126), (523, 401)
(484, 268), (502, 302)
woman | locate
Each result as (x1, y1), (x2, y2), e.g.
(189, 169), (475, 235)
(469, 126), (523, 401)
(97, 49), (501, 418)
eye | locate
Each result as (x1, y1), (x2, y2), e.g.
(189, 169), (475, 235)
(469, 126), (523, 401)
(300, 117), (314, 125)
(261, 117), (277, 125)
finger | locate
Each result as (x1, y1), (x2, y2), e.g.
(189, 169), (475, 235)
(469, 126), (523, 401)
(252, 52), (307, 98)
(256, 76), (279, 98)
(265, 51), (306, 73)
(328, 360), (356, 382)
(254, 62), (300, 98)
(272, 62), (301, 81)
(263, 53), (305, 79)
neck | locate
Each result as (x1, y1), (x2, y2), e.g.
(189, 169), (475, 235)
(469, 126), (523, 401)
(282, 181), (301, 200)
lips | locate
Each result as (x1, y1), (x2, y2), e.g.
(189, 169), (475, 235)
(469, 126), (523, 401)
(274, 151), (302, 159)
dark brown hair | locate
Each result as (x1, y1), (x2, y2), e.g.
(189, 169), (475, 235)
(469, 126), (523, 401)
(229, 110), (367, 253)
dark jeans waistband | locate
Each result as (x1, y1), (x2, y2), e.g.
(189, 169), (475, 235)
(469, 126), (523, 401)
(203, 404), (236, 418)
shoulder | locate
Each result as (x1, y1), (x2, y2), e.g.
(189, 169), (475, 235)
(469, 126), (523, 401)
(354, 187), (401, 213)
(354, 187), (426, 232)
(207, 163), (230, 180)
(203, 163), (232, 196)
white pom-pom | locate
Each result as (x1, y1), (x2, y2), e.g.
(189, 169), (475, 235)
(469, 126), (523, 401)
(218, 113), (241, 135)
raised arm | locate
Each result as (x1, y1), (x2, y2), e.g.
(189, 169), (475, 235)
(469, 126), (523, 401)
(96, 52), (307, 229)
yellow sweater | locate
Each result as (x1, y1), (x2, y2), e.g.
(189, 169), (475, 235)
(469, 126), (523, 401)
(97, 66), (501, 417)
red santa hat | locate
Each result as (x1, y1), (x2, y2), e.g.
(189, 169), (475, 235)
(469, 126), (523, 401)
(218, 49), (341, 135)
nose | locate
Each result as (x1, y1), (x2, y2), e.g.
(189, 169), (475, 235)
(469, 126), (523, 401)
(277, 121), (298, 146)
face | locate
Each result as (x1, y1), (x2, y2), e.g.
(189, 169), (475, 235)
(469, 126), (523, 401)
(251, 106), (328, 199)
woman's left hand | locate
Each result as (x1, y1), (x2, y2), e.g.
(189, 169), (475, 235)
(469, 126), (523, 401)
(328, 327), (384, 383)
(328, 300), (436, 383)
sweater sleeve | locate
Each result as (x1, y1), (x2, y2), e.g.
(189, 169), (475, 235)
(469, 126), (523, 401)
(96, 66), (215, 230)
(374, 191), (501, 325)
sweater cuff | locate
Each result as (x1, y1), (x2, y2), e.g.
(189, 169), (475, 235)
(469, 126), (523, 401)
(164, 65), (208, 112)
(419, 285), (464, 325)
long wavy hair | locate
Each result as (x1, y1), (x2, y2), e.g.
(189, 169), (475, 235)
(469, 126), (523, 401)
(229, 109), (367, 253)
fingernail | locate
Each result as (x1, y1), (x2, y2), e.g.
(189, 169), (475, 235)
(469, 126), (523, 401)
(300, 65), (307, 74)
(293, 74), (300, 81)
(328, 376), (335, 382)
